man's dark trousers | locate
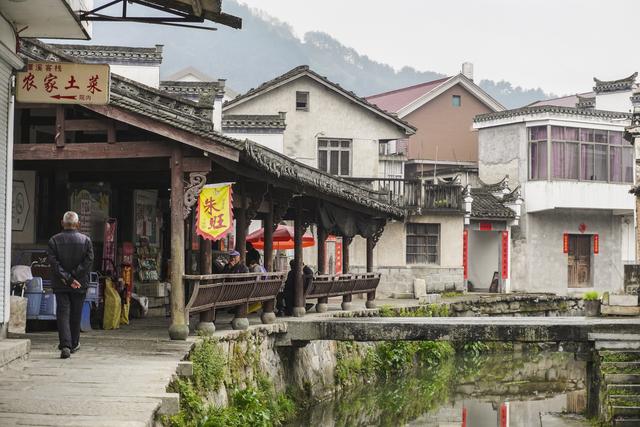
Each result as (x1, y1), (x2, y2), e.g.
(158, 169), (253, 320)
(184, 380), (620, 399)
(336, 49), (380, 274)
(55, 292), (86, 350)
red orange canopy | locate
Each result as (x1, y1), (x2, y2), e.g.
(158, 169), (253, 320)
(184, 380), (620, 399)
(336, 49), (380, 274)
(247, 225), (315, 250)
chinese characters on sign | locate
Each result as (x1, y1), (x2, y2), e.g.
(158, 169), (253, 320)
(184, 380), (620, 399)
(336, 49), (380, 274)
(196, 183), (234, 241)
(16, 62), (110, 105)
(501, 231), (509, 280)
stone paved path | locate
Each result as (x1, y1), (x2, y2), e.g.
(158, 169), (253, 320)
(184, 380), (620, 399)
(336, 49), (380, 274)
(0, 318), (194, 427)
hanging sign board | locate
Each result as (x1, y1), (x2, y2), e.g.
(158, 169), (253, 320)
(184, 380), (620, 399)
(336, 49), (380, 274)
(563, 233), (569, 253)
(16, 62), (110, 105)
(196, 183), (234, 241)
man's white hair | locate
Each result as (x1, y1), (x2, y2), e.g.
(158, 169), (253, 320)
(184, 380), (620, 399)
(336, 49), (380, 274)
(62, 211), (80, 226)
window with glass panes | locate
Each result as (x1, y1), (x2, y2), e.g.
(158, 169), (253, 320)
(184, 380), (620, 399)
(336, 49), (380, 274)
(528, 125), (632, 183)
(318, 138), (351, 176)
(406, 223), (440, 264)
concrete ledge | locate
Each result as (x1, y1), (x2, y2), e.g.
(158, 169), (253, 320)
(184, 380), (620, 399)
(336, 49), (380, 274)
(0, 339), (30, 369)
(602, 305), (640, 316)
(609, 295), (639, 307)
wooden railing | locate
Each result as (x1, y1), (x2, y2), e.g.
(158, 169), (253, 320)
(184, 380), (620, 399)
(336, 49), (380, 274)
(305, 272), (381, 311)
(347, 178), (463, 212)
(184, 272), (286, 329)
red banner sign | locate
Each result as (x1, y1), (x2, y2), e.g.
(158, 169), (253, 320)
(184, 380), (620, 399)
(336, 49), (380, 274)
(563, 233), (569, 253)
(500, 403), (508, 427)
(335, 239), (343, 274)
(593, 234), (599, 254)
(463, 230), (469, 280)
(501, 231), (509, 279)
(479, 222), (492, 231)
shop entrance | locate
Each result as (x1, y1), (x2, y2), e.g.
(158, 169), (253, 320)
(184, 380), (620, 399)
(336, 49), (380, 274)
(568, 235), (591, 288)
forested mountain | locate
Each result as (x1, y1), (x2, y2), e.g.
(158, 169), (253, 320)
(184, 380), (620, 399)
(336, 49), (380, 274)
(85, 1), (553, 108)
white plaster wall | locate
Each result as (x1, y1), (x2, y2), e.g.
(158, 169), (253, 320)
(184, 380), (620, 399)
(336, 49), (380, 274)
(621, 215), (636, 263)
(110, 64), (160, 88)
(519, 210), (624, 295)
(524, 181), (635, 213)
(468, 230), (500, 289)
(351, 214), (464, 269)
(224, 132), (284, 154)
(224, 76), (407, 177)
(478, 123), (528, 186)
(595, 91), (633, 113)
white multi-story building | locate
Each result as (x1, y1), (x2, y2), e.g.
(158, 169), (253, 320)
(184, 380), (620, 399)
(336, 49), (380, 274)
(473, 73), (636, 295)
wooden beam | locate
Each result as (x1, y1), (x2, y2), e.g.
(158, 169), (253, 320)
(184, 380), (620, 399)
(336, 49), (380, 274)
(84, 104), (240, 162)
(107, 121), (116, 143)
(65, 119), (110, 132)
(293, 198), (305, 317)
(14, 141), (173, 161)
(183, 157), (211, 172)
(55, 106), (65, 148)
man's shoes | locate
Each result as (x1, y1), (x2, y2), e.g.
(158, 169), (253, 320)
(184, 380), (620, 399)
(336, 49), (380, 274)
(60, 348), (71, 359)
(71, 344), (80, 354)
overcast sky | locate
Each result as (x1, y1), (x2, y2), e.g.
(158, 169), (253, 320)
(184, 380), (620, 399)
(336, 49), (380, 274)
(239, 0), (636, 96)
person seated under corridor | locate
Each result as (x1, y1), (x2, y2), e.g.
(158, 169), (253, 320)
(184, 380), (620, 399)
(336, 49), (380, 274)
(277, 259), (313, 316)
(222, 250), (249, 274)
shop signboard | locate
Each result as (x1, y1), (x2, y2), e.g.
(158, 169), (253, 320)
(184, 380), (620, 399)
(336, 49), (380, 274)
(16, 62), (110, 105)
(196, 183), (234, 241)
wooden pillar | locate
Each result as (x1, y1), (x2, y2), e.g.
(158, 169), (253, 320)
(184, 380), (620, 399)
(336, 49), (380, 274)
(168, 148), (189, 340)
(196, 238), (216, 335)
(365, 236), (377, 309)
(292, 198), (306, 317)
(316, 226), (329, 313)
(264, 196), (274, 272)
(235, 184), (247, 263)
(260, 197), (276, 324)
(341, 236), (353, 310)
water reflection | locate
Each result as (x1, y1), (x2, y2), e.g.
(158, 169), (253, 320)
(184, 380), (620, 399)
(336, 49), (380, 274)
(289, 351), (589, 427)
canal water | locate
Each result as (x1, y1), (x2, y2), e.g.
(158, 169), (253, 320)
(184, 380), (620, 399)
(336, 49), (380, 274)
(289, 350), (590, 427)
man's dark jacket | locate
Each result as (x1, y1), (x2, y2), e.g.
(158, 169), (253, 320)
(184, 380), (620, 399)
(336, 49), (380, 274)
(47, 229), (94, 293)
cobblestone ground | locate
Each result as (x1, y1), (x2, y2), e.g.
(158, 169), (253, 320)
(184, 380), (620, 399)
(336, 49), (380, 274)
(0, 318), (194, 427)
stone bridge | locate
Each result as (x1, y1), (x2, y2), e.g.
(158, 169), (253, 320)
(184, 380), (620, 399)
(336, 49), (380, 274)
(282, 316), (640, 345)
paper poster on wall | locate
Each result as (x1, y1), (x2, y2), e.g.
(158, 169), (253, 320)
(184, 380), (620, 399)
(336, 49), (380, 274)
(69, 184), (110, 242)
(134, 190), (159, 245)
(11, 171), (36, 244)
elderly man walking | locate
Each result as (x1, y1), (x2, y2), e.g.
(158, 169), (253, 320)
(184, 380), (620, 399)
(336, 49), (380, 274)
(47, 211), (94, 359)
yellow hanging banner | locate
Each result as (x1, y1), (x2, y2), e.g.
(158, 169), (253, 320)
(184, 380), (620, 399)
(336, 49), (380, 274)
(196, 183), (234, 241)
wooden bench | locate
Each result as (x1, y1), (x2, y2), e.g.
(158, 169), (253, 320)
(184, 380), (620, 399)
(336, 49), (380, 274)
(304, 272), (381, 312)
(184, 272), (286, 332)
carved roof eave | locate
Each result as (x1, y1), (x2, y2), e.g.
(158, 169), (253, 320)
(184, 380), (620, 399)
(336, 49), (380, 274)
(242, 141), (404, 219)
(479, 176), (509, 192)
(475, 105), (631, 124)
(594, 72), (638, 93)
(55, 44), (163, 65)
(222, 114), (286, 130)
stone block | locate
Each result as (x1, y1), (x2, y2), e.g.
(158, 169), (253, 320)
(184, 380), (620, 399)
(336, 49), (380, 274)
(136, 282), (168, 297)
(609, 295), (638, 307)
(413, 279), (427, 298)
(0, 339), (30, 369)
(176, 361), (193, 377)
(601, 305), (640, 316)
(157, 393), (180, 415)
(390, 292), (415, 299)
(418, 294), (441, 304)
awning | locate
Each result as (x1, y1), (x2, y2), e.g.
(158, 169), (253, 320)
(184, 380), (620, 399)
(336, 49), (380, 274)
(1, 0), (89, 40)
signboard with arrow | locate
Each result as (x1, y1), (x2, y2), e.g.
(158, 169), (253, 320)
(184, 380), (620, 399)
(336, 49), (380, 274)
(16, 62), (110, 105)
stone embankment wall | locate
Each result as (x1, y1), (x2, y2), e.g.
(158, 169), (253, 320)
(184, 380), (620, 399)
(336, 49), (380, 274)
(624, 264), (640, 295)
(351, 265), (465, 297)
(448, 295), (585, 317)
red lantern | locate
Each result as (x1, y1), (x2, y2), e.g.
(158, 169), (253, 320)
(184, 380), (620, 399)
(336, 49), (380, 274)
(563, 233), (569, 253)
(593, 234), (599, 254)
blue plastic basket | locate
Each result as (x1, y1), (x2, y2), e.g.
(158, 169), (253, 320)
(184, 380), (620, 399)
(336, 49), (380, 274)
(38, 292), (57, 320)
(25, 278), (44, 319)
(85, 283), (99, 303)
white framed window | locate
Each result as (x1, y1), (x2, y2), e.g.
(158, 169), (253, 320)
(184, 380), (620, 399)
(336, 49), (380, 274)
(296, 91), (309, 111)
(406, 223), (440, 264)
(318, 138), (351, 176)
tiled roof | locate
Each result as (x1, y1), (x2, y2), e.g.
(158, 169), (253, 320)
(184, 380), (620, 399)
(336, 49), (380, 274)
(475, 105), (631, 123)
(224, 65), (416, 134)
(159, 80), (225, 105)
(20, 39), (242, 150)
(470, 189), (515, 219)
(594, 72), (637, 94)
(222, 114), (286, 130)
(365, 76), (450, 113)
(527, 92), (594, 108)
(52, 44), (163, 65)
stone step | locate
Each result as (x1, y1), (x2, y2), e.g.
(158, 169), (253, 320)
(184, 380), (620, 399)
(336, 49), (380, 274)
(608, 384), (640, 393)
(609, 395), (640, 406)
(0, 339), (30, 370)
(596, 341), (640, 351)
(602, 362), (640, 375)
(590, 333), (640, 341)
(600, 350), (640, 363)
(611, 406), (640, 417)
(605, 374), (640, 384)
(602, 306), (640, 316)
(614, 417), (640, 427)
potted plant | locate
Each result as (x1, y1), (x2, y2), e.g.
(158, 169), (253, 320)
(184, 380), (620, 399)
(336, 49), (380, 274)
(583, 291), (600, 317)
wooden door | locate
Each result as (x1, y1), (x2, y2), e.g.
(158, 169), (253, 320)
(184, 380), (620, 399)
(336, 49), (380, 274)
(568, 235), (591, 288)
